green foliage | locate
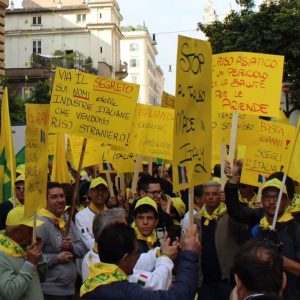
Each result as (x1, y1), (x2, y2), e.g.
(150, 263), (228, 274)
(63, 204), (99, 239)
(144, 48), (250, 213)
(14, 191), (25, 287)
(27, 80), (51, 104)
(198, 0), (300, 108)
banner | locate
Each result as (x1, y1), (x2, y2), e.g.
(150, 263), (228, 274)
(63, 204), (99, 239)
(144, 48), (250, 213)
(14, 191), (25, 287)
(0, 88), (16, 202)
(126, 104), (174, 160)
(49, 67), (139, 147)
(24, 104), (49, 216)
(288, 122), (300, 182)
(173, 36), (212, 191)
(241, 120), (296, 186)
(213, 52), (284, 117)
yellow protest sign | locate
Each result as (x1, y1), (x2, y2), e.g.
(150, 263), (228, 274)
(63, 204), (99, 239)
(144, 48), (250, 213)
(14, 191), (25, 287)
(213, 52), (284, 117)
(173, 36), (212, 191)
(212, 111), (260, 145)
(241, 120), (296, 186)
(47, 132), (56, 155)
(99, 143), (136, 173)
(69, 135), (102, 169)
(24, 104), (49, 216)
(125, 104), (174, 160)
(49, 67), (139, 147)
(288, 122), (300, 182)
(161, 91), (175, 108)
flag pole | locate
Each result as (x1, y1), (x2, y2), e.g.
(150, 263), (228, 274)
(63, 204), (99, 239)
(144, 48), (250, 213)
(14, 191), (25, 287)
(65, 138), (87, 236)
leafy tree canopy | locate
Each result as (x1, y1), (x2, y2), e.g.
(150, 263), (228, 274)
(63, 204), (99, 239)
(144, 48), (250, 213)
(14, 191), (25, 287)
(198, 0), (300, 108)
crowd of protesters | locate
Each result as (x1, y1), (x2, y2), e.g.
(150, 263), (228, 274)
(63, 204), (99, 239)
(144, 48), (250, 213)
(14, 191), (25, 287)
(0, 159), (299, 300)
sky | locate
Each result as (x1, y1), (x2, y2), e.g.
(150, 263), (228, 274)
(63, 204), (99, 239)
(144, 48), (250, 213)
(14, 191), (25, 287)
(11, 0), (259, 94)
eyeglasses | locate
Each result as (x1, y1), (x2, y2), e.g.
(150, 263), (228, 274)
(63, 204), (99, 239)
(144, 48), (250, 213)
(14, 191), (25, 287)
(262, 193), (280, 201)
(145, 190), (163, 196)
(15, 186), (25, 192)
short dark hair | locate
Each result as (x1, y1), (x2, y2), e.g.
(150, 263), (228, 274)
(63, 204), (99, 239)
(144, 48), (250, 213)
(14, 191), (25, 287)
(137, 174), (161, 193)
(134, 205), (158, 219)
(97, 223), (136, 264)
(232, 240), (283, 295)
(47, 182), (63, 192)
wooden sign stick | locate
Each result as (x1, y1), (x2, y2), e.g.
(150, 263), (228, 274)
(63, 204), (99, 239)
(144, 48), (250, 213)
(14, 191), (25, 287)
(228, 112), (239, 169)
(131, 154), (142, 193)
(65, 138), (87, 236)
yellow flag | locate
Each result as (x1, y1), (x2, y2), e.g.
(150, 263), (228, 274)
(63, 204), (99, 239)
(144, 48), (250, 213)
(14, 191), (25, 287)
(0, 87), (16, 202)
(51, 133), (71, 183)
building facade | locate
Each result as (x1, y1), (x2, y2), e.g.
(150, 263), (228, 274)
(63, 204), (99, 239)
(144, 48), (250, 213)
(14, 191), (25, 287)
(121, 25), (164, 106)
(0, 0), (8, 80)
(5, 0), (127, 98)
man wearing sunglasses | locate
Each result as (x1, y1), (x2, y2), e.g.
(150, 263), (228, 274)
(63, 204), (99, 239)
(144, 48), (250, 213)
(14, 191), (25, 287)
(0, 174), (25, 230)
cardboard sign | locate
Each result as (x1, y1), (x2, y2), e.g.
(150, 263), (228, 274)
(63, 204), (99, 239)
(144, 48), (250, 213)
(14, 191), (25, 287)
(241, 120), (296, 186)
(126, 104), (174, 160)
(24, 104), (49, 216)
(49, 67), (139, 147)
(212, 52), (284, 117)
(173, 36), (212, 191)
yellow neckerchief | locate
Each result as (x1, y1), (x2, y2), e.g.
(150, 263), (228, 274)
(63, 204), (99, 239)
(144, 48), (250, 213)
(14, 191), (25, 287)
(287, 194), (300, 214)
(89, 202), (107, 214)
(38, 208), (65, 230)
(238, 191), (257, 208)
(201, 202), (227, 226)
(8, 196), (23, 207)
(132, 222), (157, 249)
(260, 211), (294, 230)
(0, 230), (27, 257)
(80, 262), (127, 297)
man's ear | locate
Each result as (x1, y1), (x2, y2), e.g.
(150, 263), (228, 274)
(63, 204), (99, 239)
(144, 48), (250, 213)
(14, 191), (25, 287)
(140, 190), (146, 197)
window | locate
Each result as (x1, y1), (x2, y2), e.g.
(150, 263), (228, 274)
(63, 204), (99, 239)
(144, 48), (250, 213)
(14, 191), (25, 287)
(32, 16), (42, 25)
(33, 40), (42, 54)
(131, 74), (138, 84)
(130, 43), (138, 51)
(99, 13), (102, 18)
(130, 59), (139, 68)
(77, 14), (86, 23)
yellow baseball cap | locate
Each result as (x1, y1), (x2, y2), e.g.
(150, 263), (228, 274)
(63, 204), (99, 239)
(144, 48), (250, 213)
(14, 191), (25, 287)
(172, 197), (186, 218)
(15, 174), (25, 183)
(135, 197), (157, 212)
(262, 178), (287, 196)
(89, 177), (108, 190)
(6, 206), (44, 227)
(16, 164), (25, 175)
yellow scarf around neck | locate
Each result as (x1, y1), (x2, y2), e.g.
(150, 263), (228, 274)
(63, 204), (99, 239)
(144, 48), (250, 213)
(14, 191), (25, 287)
(201, 202), (227, 226)
(8, 196), (23, 207)
(132, 222), (157, 249)
(80, 262), (127, 296)
(239, 192), (257, 208)
(38, 208), (65, 230)
(0, 230), (27, 257)
(260, 211), (294, 230)
(89, 202), (107, 214)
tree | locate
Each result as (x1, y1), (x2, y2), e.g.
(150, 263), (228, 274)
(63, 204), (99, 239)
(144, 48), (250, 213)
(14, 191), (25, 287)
(197, 0), (300, 108)
(27, 80), (51, 104)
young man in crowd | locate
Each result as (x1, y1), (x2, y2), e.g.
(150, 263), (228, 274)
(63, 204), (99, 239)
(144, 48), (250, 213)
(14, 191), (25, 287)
(233, 240), (286, 300)
(80, 222), (201, 299)
(37, 182), (87, 300)
(75, 176), (110, 250)
(0, 206), (46, 300)
(133, 197), (160, 253)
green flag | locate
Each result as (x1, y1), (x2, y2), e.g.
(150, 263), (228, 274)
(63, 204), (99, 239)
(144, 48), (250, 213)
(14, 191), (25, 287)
(0, 87), (16, 202)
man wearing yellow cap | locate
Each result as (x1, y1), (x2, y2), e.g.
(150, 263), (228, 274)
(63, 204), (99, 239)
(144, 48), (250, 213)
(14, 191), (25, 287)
(0, 174), (25, 230)
(132, 197), (161, 254)
(37, 182), (87, 300)
(0, 206), (46, 300)
(225, 162), (300, 300)
(75, 176), (110, 250)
